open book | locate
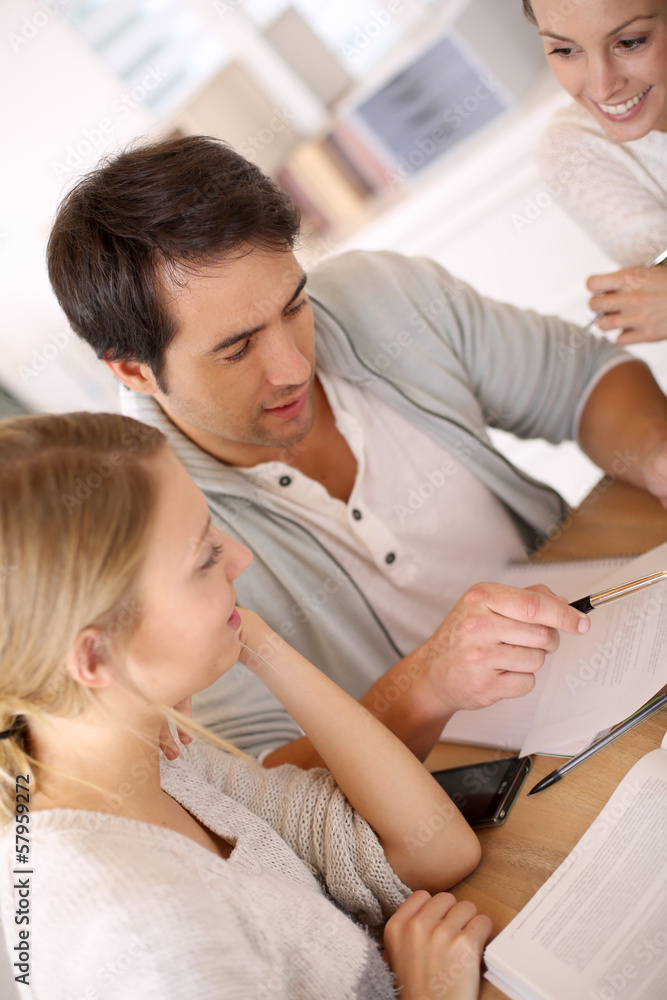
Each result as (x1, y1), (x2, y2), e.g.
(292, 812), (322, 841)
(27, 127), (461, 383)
(484, 730), (667, 1000)
(441, 542), (667, 756)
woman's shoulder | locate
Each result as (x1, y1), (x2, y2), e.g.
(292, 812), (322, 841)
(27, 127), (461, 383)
(0, 810), (285, 1000)
(539, 100), (666, 166)
(539, 101), (609, 160)
(2, 807), (204, 877)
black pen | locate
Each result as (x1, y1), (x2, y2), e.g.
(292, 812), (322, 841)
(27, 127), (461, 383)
(527, 692), (667, 795)
(569, 570), (667, 613)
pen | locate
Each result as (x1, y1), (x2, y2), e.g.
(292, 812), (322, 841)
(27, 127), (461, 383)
(569, 570), (667, 613)
(583, 246), (667, 331)
(527, 692), (667, 795)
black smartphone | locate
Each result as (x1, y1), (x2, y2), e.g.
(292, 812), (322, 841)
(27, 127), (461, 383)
(430, 755), (532, 828)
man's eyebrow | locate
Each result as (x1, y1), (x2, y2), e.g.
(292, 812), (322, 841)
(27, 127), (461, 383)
(205, 273), (308, 356)
(539, 15), (655, 41)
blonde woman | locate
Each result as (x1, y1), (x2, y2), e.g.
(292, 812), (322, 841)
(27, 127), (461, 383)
(0, 412), (491, 1000)
(524, 0), (667, 343)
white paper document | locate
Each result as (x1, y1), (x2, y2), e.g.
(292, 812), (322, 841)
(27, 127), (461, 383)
(484, 732), (667, 1000)
(441, 544), (667, 756)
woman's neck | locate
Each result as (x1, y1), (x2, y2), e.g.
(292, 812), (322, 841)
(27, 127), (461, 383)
(28, 712), (165, 817)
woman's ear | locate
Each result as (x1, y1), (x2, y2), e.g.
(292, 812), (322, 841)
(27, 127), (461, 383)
(65, 627), (115, 690)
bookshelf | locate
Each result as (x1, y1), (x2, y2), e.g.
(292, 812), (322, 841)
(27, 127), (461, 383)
(167, 0), (547, 241)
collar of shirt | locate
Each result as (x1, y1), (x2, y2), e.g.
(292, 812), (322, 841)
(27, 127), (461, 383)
(236, 372), (417, 585)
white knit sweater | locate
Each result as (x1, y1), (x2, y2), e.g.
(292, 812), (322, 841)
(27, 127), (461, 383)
(539, 101), (667, 266)
(0, 744), (411, 999)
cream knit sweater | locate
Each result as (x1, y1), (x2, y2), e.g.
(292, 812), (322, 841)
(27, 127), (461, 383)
(539, 101), (667, 266)
(0, 743), (411, 999)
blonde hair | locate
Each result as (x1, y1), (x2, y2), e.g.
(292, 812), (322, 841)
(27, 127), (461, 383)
(0, 412), (250, 823)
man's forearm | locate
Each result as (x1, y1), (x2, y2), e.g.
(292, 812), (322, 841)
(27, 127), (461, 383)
(263, 581), (589, 769)
(578, 360), (667, 489)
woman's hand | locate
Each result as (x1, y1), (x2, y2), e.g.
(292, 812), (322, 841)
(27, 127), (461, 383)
(383, 891), (492, 1000)
(587, 265), (667, 344)
(236, 608), (279, 673)
(159, 696), (193, 760)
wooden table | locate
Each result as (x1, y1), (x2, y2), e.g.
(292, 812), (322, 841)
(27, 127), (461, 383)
(423, 480), (667, 999)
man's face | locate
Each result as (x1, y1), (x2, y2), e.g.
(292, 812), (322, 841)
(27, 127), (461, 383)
(154, 246), (317, 464)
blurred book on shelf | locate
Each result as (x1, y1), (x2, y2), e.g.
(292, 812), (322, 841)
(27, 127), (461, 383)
(277, 138), (371, 234)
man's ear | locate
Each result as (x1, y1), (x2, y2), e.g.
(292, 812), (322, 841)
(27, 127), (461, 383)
(65, 627), (115, 690)
(105, 358), (160, 396)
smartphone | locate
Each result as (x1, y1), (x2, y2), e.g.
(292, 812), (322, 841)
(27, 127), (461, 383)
(430, 755), (532, 828)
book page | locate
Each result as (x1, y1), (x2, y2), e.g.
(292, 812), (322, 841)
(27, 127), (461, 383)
(440, 557), (630, 751)
(485, 746), (667, 1000)
(521, 542), (667, 755)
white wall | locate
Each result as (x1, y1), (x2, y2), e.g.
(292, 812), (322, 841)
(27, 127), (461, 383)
(0, 4), (162, 413)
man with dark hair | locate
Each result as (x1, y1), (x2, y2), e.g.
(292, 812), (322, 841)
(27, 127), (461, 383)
(48, 134), (667, 768)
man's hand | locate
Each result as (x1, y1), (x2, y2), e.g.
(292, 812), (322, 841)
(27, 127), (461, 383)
(248, 591), (590, 770)
(414, 583), (590, 717)
(587, 265), (667, 344)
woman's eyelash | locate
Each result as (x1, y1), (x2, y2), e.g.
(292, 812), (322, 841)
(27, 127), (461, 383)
(550, 35), (648, 57)
(618, 36), (647, 50)
(201, 543), (223, 570)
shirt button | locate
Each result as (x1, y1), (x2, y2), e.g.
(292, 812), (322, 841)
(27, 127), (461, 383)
(385, 552), (396, 564)
(352, 509), (362, 520)
(279, 475), (292, 487)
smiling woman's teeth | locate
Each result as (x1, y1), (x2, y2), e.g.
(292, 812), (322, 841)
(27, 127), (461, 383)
(598, 87), (650, 114)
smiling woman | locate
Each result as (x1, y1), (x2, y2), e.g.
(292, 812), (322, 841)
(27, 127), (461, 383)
(523, 0), (667, 342)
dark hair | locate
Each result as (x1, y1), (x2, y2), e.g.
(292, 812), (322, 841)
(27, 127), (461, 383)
(47, 135), (301, 391)
(522, 0), (537, 24)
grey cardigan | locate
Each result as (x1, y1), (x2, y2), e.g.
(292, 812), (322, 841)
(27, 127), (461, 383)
(123, 250), (628, 755)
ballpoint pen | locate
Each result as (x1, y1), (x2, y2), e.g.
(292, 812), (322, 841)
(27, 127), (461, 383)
(569, 570), (667, 613)
(527, 691), (667, 795)
(583, 246), (667, 332)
